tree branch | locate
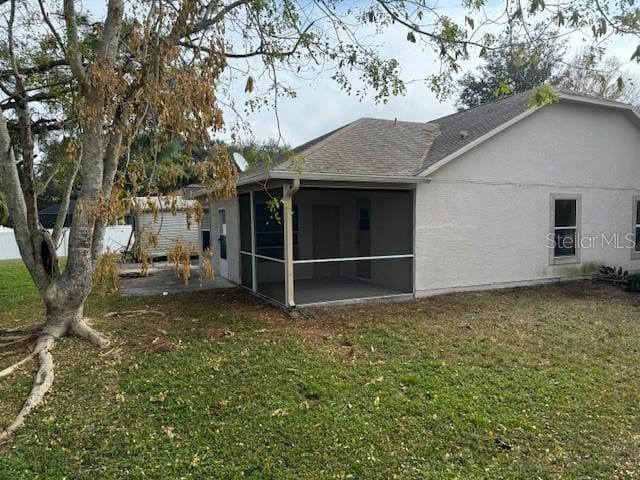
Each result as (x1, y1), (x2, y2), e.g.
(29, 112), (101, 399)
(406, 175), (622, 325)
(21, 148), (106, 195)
(99, 0), (124, 62)
(0, 113), (40, 283)
(0, 59), (69, 79)
(181, 0), (251, 38)
(51, 150), (80, 247)
(37, 0), (66, 56)
(63, 0), (89, 90)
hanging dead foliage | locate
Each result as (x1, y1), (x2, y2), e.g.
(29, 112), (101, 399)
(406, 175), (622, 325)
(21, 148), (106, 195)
(93, 250), (121, 295)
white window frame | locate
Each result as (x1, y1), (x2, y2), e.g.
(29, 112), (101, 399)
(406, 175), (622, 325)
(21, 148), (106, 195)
(549, 193), (581, 266)
(632, 195), (640, 260)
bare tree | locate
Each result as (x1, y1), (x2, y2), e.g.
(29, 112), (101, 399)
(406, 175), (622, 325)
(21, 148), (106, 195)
(557, 48), (640, 106)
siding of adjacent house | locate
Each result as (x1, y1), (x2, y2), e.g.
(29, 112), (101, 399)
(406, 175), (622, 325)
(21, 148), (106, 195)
(415, 101), (640, 296)
(135, 211), (200, 258)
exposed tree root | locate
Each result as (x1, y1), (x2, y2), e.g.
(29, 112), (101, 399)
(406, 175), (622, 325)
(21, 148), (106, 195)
(0, 319), (110, 443)
(0, 324), (44, 335)
(0, 352), (36, 379)
(70, 319), (111, 348)
(0, 336), (54, 443)
(104, 309), (165, 318)
(0, 334), (38, 350)
(0, 325), (41, 352)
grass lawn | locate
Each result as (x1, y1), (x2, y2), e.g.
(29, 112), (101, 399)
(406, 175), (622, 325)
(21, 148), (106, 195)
(0, 259), (639, 479)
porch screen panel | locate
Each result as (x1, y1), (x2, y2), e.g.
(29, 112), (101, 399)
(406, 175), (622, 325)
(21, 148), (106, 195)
(253, 188), (286, 304)
(239, 193), (252, 288)
(291, 187), (414, 305)
(253, 189), (285, 260)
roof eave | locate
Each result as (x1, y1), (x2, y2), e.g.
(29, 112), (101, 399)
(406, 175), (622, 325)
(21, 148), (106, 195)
(239, 170), (429, 186)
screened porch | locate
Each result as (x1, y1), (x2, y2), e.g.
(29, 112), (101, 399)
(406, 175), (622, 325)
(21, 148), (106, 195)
(238, 184), (414, 307)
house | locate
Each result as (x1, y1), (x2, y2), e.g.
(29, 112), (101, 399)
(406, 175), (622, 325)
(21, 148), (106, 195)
(38, 200), (77, 229)
(201, 90), (640, 307)
(131, 196), (203, 259)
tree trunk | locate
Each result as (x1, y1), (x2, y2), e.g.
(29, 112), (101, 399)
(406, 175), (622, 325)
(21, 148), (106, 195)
(42, 296), (110, 348)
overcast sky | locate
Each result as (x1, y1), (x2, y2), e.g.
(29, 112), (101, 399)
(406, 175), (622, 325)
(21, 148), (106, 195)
(84, 0), (639, 147)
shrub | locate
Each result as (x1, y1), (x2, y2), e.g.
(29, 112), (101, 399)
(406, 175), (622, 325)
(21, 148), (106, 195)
(599, 266), (629, 282)
(625, 274), (640, 292)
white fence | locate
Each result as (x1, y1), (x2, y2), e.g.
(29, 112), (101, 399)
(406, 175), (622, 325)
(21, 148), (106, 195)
(0, 225), (133, 260)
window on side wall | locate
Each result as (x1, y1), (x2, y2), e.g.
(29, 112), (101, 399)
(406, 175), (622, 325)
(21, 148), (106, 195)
(632, 196), (640, 260)
(550, 194), (581, 265)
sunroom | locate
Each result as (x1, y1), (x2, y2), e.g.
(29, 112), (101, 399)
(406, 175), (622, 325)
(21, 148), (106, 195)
(237, 180), (415, 307)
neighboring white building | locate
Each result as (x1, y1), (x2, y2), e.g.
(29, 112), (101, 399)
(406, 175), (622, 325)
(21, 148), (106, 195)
(0, 225), (132, 260)
(131, 196), (204, 259)
(201, 90), (640, 307)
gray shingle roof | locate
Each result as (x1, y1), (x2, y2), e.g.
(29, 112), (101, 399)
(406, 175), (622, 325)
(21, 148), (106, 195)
(276, 117), (440, 176)
(263, 90), (533, 179)
(236, 89), (638, 184)
(421, 90), (531, 170)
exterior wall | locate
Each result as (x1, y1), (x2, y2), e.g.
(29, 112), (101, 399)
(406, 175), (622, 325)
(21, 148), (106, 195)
(135, 211), (200, 258)
(210, 196), (241, 283)
(415, 101), (640, 295)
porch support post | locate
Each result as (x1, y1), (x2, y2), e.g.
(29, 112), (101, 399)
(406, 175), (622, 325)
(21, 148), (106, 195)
(283, 179), (300, 308)
(250, 191), (257, 292)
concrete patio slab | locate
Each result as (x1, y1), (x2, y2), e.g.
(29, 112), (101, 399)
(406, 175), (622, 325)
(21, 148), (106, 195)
(119, 262), (234, 296)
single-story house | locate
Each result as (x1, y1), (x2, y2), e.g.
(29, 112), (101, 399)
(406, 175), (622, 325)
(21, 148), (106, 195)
(201, 89), (640, 307)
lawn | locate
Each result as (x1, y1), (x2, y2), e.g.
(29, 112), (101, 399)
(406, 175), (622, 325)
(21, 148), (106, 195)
(0, 259), (639, 479)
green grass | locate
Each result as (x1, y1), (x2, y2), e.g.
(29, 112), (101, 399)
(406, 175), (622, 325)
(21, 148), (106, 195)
(0, 260), (639, 479)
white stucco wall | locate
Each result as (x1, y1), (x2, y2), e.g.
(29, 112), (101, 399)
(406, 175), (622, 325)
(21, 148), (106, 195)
(415, 101), (640, 295)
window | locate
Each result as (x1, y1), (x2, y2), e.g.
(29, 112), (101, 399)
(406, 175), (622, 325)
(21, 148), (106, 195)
(550, 194), (581, 264)
(219, 209), (227, 260)
(201, 230), (211, 252)
(632, 196), (640, 259)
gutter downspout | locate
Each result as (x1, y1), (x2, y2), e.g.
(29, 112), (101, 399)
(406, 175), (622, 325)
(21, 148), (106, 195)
(283, 179), (300, 308)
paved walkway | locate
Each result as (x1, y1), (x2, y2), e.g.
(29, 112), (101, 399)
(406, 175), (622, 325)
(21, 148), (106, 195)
(119, 262), (234, 296)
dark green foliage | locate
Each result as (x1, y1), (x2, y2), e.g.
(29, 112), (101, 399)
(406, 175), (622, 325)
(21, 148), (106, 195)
(598, 265), (640, 292)
(625, 274), (640, 292)
(599, 265), (629, 282)
(456, 25), (566, 109)
(228, 140), (292, 172)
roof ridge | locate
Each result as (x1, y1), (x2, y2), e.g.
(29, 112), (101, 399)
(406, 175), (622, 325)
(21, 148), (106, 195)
(358, 116), (430, 126)
(415, 124), (441, 174)
(428, 90), (533, 124)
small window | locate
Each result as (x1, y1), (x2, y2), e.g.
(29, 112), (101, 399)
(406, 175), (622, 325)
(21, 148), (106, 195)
(201, 230), (211, 252)
(550, 195), (580, 264)
(218, 209), (227, 260)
